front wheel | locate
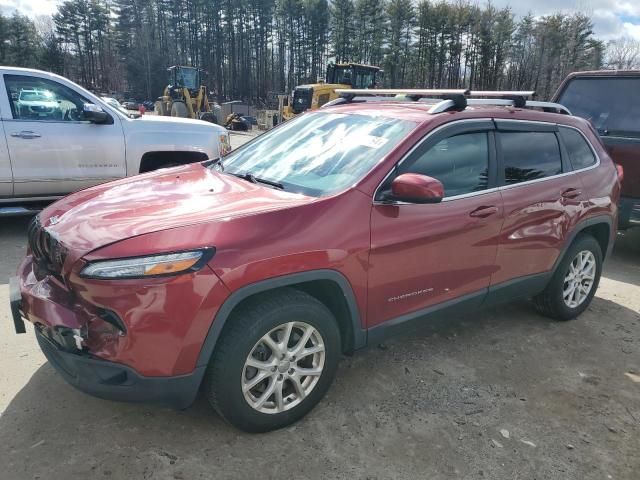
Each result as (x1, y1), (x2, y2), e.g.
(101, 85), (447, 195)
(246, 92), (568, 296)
(534, 233), (603, 321)
(170, 101), (188, 118)
(203, 289), (341, 432)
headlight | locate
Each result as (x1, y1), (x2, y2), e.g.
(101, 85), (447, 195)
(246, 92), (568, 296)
(80, 249), (214, 279)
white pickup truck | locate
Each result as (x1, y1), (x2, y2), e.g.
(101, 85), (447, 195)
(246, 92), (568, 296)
(0, 67), (231, 215)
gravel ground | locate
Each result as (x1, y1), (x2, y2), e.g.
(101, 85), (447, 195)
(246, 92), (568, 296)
(0, 152), (637, 479)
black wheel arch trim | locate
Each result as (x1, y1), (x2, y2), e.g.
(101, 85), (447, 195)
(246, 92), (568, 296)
(195, 269), (367, 369)
(552, 215), (614, 273)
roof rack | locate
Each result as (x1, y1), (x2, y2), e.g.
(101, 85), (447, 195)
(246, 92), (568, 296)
(334, 88), (470, 113)
(466, 98), (572, 115)
(328, 88), (572, 115)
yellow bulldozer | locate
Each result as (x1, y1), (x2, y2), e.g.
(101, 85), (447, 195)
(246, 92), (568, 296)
(155, 66), (218, 123)
(281, 63), (382, 120)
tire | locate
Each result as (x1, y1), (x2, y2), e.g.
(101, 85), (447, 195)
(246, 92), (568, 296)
(170, 101), (188, 118)
(203, 288), (341, 433)
(155, 100), (166, 116)
(533, 233), (603, 321)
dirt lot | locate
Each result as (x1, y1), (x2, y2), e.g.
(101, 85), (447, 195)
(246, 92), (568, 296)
(0, 167), (638, 478)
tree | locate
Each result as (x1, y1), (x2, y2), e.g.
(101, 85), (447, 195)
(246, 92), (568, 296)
(385, 0), (413, 87)
(2, 13), (42, 68)
(606, 37), (640, 69)
(330, 0), (355, 63)
(0, 1), (607, 102)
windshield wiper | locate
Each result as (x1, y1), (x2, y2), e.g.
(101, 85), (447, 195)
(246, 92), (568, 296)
(228, 171), (284, 190)
(203, 157), (223, 170)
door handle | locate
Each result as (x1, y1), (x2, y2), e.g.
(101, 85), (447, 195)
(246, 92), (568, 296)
(561, 188), (582, 199)
(11, 131), (41, 139)
(469, 205), (499, 218)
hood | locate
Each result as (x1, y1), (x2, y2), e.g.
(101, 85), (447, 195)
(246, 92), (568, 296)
(40, 164), (314, 261)
(137, 114), (218, 127)
(128, 114), (227, 134)
(22, 100), (58, 108)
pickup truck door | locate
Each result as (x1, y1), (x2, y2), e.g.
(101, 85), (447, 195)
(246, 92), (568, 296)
(0, 73), (126, 197)
(0, 120), (11, 196)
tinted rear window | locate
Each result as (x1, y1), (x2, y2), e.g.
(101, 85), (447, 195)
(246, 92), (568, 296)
(500, 131), (562, 185)
(557, 77), (640, 138)
(559, 127), (597, 170)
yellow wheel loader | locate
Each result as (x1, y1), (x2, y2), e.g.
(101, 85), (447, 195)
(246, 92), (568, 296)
(155, 66), (220, 123)
(281, 63), (382, 120)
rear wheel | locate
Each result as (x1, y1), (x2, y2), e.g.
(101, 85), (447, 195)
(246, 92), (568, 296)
(203, 289), (341, 432)
(170, 101), (188, 118)
(534, 234), (602, 321)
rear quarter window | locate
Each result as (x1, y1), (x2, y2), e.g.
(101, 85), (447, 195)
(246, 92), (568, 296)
(559, 127), (597, 170)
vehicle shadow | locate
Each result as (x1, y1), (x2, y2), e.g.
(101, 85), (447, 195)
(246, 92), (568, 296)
(0, 294), (637, 479)
(603, 228), (640, 287)
(0, 216), (31, 280)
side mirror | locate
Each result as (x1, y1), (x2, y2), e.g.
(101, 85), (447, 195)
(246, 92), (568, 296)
(386, 173), (444, 204)
(83, 103), (109, 124)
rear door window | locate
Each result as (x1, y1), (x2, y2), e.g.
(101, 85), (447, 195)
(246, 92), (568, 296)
(556, 77), (640, 138)
(559, 127), (597, 170)
(499, 131), (562, 185)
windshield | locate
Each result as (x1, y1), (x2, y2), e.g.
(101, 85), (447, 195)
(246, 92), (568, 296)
(218, 112), (416, 196)
(557, 77), (640, 138)
(176, 68), (199, 89)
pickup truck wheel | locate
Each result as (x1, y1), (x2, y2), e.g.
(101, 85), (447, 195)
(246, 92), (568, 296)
(533, 234), (602, 321)
(203, 288), (341, 433)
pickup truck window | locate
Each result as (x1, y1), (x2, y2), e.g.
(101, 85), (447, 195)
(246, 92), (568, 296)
(4, 74), (88, 122)
(556, 77), (640, 138)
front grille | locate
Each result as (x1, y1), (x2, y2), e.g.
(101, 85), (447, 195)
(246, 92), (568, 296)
(30, 105), (52, 113)
(28, 216), (67, 278)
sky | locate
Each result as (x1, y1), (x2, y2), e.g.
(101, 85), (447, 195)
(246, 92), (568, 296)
(1, 0), (639, 40)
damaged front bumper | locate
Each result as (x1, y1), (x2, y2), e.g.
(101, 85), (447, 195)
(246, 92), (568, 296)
(34, 326), (204, 408)
(9, 259), (206, 409)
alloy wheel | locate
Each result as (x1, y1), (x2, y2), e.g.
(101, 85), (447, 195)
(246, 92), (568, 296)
(563, 250), (596, 308)
(242, 321), (325, 414)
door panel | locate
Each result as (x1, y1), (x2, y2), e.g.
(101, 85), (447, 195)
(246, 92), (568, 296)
(6, 121), (126, 195)
(493, 126), (585, 285)
(368, 192), (504, 327)
(493, 178), (584, 284)
(367, 123), (502, 328)
(2, 74), (126, 196)
(0, 120), (12, 196)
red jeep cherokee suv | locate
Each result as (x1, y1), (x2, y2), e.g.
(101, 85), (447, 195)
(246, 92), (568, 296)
(10, 90), (619, 432)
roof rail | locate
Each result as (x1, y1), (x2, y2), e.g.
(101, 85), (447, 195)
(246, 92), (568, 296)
(335, 88), (470, 99)
(466, 98), (572, 115)
(468, 90), (535, 108)
(469, 90), (536, 97)
(325, 88), (572, 115)
(334, 88), (469, 112)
